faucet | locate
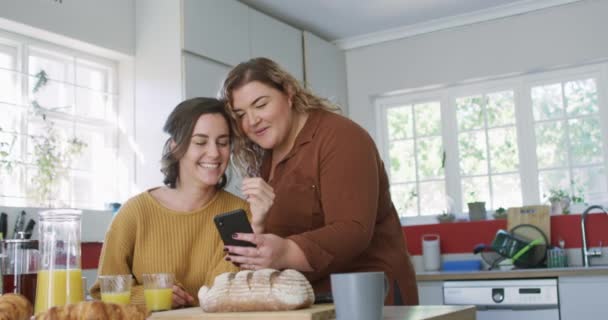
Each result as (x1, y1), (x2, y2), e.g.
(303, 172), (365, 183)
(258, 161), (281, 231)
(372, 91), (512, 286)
(581, 205), (607, 267)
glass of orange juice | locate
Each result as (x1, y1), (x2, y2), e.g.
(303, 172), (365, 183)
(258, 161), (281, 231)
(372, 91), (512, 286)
(99, 274), (132, 305)
(142, 273), (174, 312)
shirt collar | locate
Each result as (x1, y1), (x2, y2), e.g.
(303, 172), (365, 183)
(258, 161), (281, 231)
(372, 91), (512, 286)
(260, 109), (324, 179)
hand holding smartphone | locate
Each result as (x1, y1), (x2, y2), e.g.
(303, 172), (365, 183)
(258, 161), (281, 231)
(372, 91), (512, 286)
(213, 209), (256, 247)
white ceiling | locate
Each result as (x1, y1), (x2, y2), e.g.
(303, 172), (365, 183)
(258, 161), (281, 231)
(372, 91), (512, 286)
(240, 0), (583, 48)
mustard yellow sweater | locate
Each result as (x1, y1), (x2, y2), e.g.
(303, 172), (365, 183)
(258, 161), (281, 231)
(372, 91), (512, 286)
(90, 189), (249, 305)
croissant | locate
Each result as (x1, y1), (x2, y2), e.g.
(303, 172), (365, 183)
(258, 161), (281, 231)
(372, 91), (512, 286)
(0, 293), (33, 320)
(199, 269), (314, 312)
(34, 301), (148, 320)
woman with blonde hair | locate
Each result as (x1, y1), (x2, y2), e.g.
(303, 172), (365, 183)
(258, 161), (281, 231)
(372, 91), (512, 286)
(220, 58), (418, 305)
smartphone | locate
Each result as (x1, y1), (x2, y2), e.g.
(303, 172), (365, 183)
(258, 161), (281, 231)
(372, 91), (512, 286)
(213, 209), (256, 247)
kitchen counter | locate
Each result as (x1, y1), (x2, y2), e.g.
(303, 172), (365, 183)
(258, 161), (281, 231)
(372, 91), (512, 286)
(148, 305), (476, 320)
(417, 265), (608, 281)
(384, 305), (475, 320)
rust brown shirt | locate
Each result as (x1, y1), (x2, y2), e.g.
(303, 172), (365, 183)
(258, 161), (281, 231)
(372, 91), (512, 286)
(260, 109), (419, 305)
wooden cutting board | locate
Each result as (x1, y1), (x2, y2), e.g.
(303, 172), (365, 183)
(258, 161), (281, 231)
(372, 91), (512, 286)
(507, 205), (550, 241)
(148, 304), (335, 320)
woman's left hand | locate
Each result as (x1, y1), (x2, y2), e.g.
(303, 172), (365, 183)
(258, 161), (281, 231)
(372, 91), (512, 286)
(224, 233), (289, 270)
(241, 177), (275, 233)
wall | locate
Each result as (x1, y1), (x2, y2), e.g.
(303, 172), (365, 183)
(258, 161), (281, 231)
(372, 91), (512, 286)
(345, 0), (608, 138)
(0, 0), (134, 55)
(133, 0), (183, 190)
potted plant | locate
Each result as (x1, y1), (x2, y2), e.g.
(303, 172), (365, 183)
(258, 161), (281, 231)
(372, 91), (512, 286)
(467, 191), (486, 221)
(492, 207), (507, 220)
(546, 188), (571, 215)
(437, 211), (456, 223)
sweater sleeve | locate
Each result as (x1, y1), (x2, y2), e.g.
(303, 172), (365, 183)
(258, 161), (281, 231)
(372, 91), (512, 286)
(287, 122), (380, 279)
(89, 198), (142, 304)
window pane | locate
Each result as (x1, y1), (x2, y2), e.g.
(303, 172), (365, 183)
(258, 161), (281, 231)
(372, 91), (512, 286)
(462, 176), (490, 206)
(73, 125), (106, 171)
(0, 105), (22, 134)
(538, 169), (570, 201)
(457, 95), (484, 131)
(488, 127), (519, 173)
(486, 91), (515, 127)
(29, 78), (75, 115)
(569, 117), (603, 166)
(0, 130), (21, 163)
(417, 136), (444, 179)
(76, 64), (108, 91)
(29, 53), (74, 84)
(387, 106), (412, 140)
(0, 46), (18, 104)
(25, 165), (70, 207)
(492, 174), (522, 209)
(390, 183), (417, 217)
(389, 140), (415, 182)
(26, 118), (72, 165)
(532, 83), (564, 120)
(565, 78), (598, 116)
(75, 88), (109, 119)
(72, 172), (94, 208)
(419, 181), (446, 216)
(414, 102), (441, 136)
(535, 121), (567, 169)
(572, 166), (607, 204)
(459, 131), (487, 175)
(0, 164), (24, 198)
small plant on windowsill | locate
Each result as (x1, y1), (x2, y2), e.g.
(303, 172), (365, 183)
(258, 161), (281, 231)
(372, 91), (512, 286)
(492, 207), (507, 220)
(545, 183), (586, 215)
(437, 211), (456, 223)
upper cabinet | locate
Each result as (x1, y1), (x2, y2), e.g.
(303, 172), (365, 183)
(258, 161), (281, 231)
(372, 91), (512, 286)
(303, 31), (348, 111)
(183, 52), (230, 99)
(183, 0), (250, 66)
(249, 8), (303, 82)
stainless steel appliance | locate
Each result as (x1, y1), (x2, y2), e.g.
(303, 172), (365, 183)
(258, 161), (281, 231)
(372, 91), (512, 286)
(443, 279), (559, 320)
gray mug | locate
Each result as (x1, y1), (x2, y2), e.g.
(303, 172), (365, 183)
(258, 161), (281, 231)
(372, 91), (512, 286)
(330, 272), (389, 320)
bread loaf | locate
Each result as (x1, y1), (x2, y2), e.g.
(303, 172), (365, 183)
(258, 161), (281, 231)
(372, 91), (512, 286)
(0, 293), (33, 320)
(199, 269), (314, 312)
(34, 301), (148, 320)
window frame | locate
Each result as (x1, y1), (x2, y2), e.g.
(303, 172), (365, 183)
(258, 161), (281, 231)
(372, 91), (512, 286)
(376, 63), (608, 222)
(0, 29), (123, 209)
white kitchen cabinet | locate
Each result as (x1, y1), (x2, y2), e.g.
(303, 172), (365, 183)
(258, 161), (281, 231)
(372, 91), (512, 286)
(417, 281), (444, 305)
(249, 8), (303, 82)
(303, 31), (348, 112)
(558, 275), (608, 320)
(183, 0), (250, 66)
(183, 52), (230, 99)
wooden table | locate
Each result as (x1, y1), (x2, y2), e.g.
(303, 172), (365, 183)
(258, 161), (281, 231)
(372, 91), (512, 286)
(149, 305), (476, 320)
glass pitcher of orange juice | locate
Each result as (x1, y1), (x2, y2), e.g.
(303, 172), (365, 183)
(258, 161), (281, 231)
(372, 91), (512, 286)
(34, 209), (84, 314)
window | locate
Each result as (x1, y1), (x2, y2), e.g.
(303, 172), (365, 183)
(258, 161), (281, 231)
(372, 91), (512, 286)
(378, 96), (447, 217)
(0, 32), (120, 209)
(531, 78), (606, 204)
(456, 91), (522, 210)
(377, 64), (608, 219)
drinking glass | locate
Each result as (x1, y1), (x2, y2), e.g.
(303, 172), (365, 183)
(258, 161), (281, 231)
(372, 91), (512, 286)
(142, 273), (174, 312)
(99, 274), (132, 305)
(2, 239), (39, 304)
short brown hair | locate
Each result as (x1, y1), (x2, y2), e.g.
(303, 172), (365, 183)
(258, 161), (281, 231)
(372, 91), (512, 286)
(161, 97), (233, 188)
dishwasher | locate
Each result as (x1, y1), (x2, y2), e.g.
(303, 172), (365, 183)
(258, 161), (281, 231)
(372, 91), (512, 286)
(443, 279), (559, 320)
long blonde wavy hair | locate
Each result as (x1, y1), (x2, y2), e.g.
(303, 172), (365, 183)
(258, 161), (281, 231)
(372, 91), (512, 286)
(220, 57), (340, 177)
